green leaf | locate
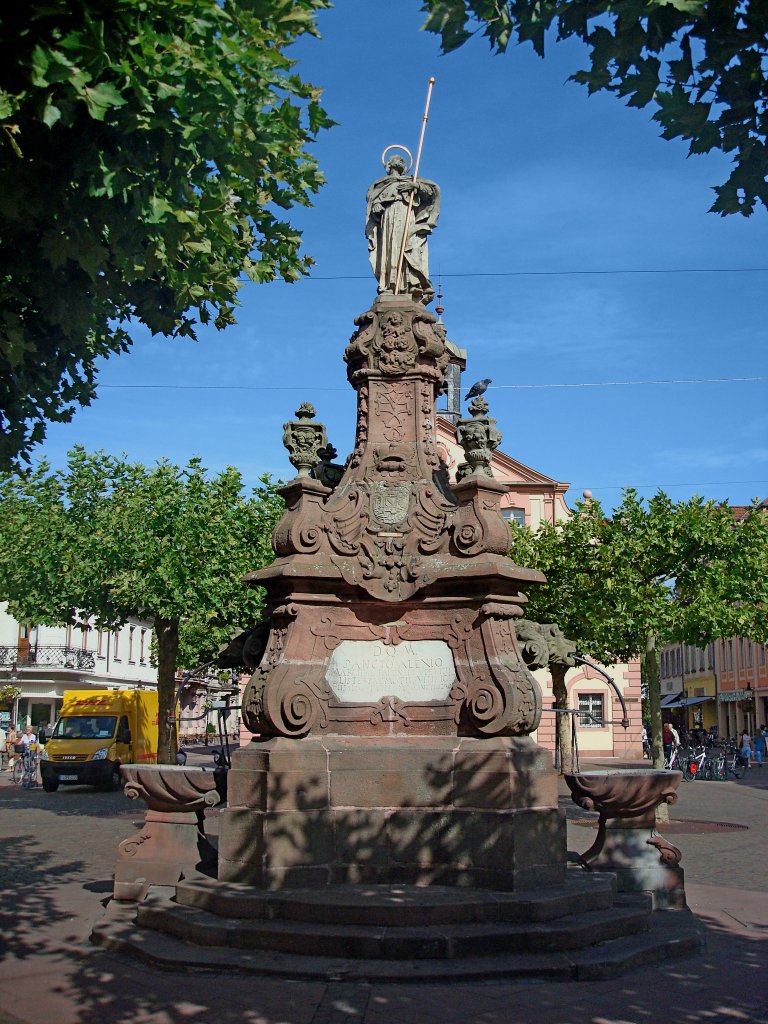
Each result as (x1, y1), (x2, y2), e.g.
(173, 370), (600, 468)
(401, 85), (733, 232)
(82, 82), (127, 121)
(42, 100), (61, 128)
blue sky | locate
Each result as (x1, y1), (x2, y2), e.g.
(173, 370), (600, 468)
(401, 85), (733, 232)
(38, 0), (767, 513)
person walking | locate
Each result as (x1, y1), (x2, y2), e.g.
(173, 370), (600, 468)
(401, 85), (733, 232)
(739, 729), (753, 768)
(753, 726), (766, 768)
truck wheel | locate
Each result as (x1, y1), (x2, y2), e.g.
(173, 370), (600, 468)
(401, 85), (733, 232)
(42, 778), (59, 793)
(110, 766), (123, 791)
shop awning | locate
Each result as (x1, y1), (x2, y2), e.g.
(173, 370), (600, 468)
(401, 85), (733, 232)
(663, 696), (714, 709)
(660, 693), (683, 708)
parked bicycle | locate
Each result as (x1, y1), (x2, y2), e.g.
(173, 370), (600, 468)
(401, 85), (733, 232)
(13, 745), (39, 788)
(682, 745), (708, 781)
(701, 743), (747, 781)
(664, 745), (686, 771)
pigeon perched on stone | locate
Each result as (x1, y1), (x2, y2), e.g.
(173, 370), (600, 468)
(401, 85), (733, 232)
(464, 378), (492, 401)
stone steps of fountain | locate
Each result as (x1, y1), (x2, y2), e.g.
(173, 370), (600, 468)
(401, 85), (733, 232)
(136, 889), (652, 958)
(175, 873), (617, 926)
(91, 896), (705, 982)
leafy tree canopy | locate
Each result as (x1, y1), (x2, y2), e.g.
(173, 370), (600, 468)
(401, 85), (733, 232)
(0, 0), (332, 468)
(0, 447), (284, 760)
(510, 488), (768, 767)
(510, 488), (768, 661)
(422, 0), (768, 216)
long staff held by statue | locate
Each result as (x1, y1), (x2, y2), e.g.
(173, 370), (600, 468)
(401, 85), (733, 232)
(394, 76), (436, 297)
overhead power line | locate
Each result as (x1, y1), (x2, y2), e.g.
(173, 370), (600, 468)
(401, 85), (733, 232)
(100, 375), (768, 392)
(572, 480), (767, 491)
(285, 267), (768, 281)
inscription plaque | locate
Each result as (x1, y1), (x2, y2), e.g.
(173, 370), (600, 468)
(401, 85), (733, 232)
(326, 640), (455, 703)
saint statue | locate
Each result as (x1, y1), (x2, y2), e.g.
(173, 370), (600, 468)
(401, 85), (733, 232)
(365, 151), (440, 304)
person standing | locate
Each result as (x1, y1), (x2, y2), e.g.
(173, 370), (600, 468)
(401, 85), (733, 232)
(662, 721), (680, 764)
(5, 726), (18, 770)
(19, 724), (37, 750)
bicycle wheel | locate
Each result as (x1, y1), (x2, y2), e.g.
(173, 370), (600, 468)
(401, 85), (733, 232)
(707, 756), (724, 780)
(730, 757), (746, 780)
(12, 759), (24, 785)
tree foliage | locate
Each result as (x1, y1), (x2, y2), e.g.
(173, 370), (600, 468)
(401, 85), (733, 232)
(0, 448), (284, 761)
(422, 0), (768, 216)
(510, 489), (768, 766)
(0, 0), (332, 468)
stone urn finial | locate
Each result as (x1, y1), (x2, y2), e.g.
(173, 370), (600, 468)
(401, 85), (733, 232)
(282, 403), (328, 478)
(455, 396), (502, 480)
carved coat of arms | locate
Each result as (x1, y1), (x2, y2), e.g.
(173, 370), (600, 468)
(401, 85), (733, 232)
(372, 482), (411, 527)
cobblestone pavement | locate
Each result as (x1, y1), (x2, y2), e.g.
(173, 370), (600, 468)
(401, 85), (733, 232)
(0, 755), (765, 1024)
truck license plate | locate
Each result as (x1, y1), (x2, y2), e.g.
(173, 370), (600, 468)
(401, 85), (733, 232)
(58, 774), (78, 781)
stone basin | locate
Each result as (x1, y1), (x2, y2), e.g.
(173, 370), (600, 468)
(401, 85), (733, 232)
(564, 769), (683, 828)
(120, 764), (222, 814)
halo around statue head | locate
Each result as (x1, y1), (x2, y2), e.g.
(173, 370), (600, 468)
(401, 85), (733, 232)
(381, 145), (413, 173)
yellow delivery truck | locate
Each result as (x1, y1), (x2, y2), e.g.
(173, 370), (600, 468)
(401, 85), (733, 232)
(40, 689), (159, 792)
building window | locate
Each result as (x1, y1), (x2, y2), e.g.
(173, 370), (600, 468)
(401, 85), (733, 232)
(113, 630), (120, 660)
(140, 629), (147, 664)
(747, 641), (753, 667)
(97, 631), (104, 657)
(501, 507), (526, 527)
(128, 626), (135, 663)
(760, 645), (766, 667)
(728, 639), (734, 670)
(578, 693), (604, 728)
(699, 648), (705, 671)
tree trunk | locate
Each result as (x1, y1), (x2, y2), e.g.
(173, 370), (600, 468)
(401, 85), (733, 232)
(645, 633), (669, 824)
(154, 615), (180, 765)
(551, 661), (573, 773)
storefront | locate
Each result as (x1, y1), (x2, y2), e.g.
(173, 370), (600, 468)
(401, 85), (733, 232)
(718, 689), (756, 740)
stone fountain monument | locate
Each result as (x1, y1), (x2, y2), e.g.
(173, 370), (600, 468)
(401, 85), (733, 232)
(97, 152), (703, 979)
(216, 152), (562, 892)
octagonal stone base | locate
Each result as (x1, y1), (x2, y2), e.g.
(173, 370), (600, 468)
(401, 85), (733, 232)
(218, 736), (566, 891)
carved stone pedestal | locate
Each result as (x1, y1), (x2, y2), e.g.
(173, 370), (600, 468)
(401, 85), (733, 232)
(576, 823), (686, 910)
(114, 765), (221, 902)
(565, 770), (686, 910)
(218, 735), (565, 890)
(220, 293), (562, 895)
(115, 809), (217, 902)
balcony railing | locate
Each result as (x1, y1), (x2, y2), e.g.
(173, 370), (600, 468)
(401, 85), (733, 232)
(0, 646), (96, 671)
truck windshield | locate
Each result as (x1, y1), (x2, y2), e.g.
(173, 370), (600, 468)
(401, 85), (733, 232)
(52, 716), (118, 740)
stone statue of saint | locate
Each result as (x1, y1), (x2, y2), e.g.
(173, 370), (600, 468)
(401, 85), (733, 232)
(365, 152), (440, 304)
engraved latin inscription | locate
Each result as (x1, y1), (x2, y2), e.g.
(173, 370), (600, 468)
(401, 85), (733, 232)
(326, 640), (455, 703)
